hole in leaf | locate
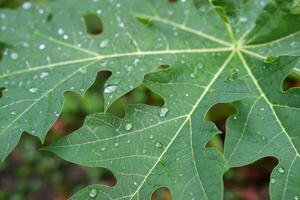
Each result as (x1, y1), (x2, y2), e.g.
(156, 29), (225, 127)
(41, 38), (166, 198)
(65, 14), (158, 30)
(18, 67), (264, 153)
(136, 17), (153, 26)
(46, 13), (54, 22)
(0, 0), (49, 9)
(155, 65), (170, 72)
(224, 157), (278, 200)
(151, 187), (173, 200)
(99, 169), (117, 186)
(109, 84), (165, 118)
(282, 71), (300, 91)
(45, 71), (110, 142)
(0, 42), (7, 61)
(83, 13), (103, 35)
(0, 87), (5, 98)
(206, 103), (236, 133)
(205, 103), (236, 153)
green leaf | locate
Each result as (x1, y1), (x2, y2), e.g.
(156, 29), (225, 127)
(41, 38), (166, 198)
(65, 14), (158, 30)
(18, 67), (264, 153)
(1, 0), (300, 199)
(0, 0), (231, 159)
(46, 52), (252, 199)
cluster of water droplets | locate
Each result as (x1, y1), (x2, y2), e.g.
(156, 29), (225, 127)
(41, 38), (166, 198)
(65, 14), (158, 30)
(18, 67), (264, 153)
(159, 107), (169, 118)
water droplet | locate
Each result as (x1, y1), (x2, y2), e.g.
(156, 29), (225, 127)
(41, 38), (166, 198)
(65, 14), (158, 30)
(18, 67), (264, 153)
(39, 44), (46, 50)
(270, 178), (276, 184)
(159, 107), (169, 118)
(294, 195), (299, 200)
(104, 85), (117, 94)
(133, 181), (138, 186)
(179, 172), (184, 177)
(40, 72), (49, 79)
(155, 142), (163, 148)
(114, 142), (120, 147)
(149, 135), (154, 140)
(261, 136), (266, 140)
(63, 34), (69, 40)
(278, 167), (285, 173)
(29, 87), (38, 93)
(101, 147), (106, 151)
(125, 123), (133, 131)
(118, 22), (125, 28)
(233, 116), (237, 120)
(11, 111), (16, 115)
(38, 9), (44, 14)
(89, 188), (97, 198)
(58, 28), (64, 35)
(79, 68), (86, 74)
(100, 39), (109, 48)
(290, 42), (296, 47)
(190, 73), (195, 78)
(261, 107), (265, 111)
(22, 2), (32, 10)
(239, 17), (248, 22)
(11, 52), (18, 60)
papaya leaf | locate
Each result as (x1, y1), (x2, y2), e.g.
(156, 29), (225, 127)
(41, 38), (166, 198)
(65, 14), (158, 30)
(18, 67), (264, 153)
(1, 0), (300, 199)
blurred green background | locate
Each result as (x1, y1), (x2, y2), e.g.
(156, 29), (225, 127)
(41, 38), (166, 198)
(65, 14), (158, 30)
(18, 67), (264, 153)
(1, 1), (300, 200)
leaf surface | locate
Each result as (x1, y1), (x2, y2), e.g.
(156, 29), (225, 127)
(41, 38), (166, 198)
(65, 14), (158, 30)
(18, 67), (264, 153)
(1, 0), (300, 199)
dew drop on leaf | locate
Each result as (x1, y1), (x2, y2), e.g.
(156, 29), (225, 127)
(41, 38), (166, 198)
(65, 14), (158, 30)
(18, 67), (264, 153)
(100, 39), (110, 48)
(159, 107), (169, 118)
(79, 68), (86, 74)
(114, 142), (120, 147)
(270, 178), (276, 184)
(149, 135), (154, 140)
(89, 188), (97, 198)
(22, 2), (32, 10)
(40, 72), (49, 79)
(57, 28), (64, 35)
(290, 42), (296, 47)
(239, 17), (248, 22)
(10, 52), (18, 60)
(125, 123), (133, 131)
(155, 142), (163, 148)
(101, 147), (106, 151)
(39, 44), (46, 50)
(294, 195), (299, 200)
(29, 87), (38, 93)
(104, 85), (117, 94)
(278, 167), (285, 173)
